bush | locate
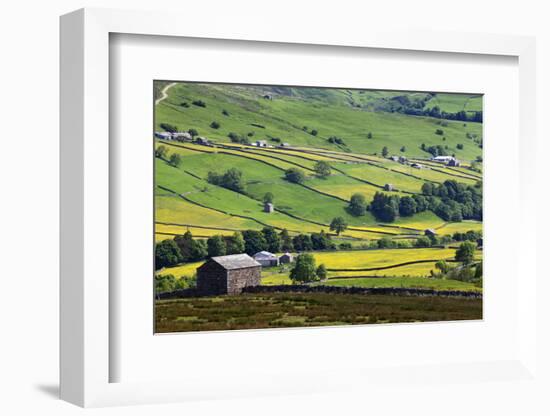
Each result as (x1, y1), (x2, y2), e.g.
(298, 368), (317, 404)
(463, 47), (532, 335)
(311, 129), (318, 136)
(160, 123), (178, 133)
(284, 168), (306, 184)
(169, 153), (182, 167)
(222, 109), (230, 116)
(210, 121), (220, 129)
(456, 143), (464, 149)
(188, 128), (199, 137)
(435, 129), (444, 135)
(192, 100), (206, 107)
(314, 161), (331, 178)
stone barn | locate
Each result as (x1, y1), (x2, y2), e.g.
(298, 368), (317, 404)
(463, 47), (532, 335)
(424, 229), (437, 237)
(253, 251), (279, 267)
(279, 252), (294, 264)
(196, 254), (261, 295)
(264, 202), (274, 213)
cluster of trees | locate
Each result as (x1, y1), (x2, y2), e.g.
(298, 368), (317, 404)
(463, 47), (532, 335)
(365, 179), (482, 223)
(207, 168), (246, 193)
(328, 136), (345, 145)
(160, 123), (178, 133)
(228, 132), (250, 144)
(374, 94), (483, 123)
(368, 192), (425, 222)
(452, 230), (482, 242)
(155, 274), (196, 294)
(289, 254), (327, 283)
(431, 242), (482, 285)
(421, 180), (483, 221)
(155, 230), (248, 270)
(155, 145), (182, 167)
(421, 143), (450, 157)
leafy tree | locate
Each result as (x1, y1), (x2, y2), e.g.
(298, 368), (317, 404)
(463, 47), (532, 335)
(398, 196), (417, 217)
(155, 145), (168, 159)
(222, 109), (230, 116)
(311, 129), (318, 136)
(311, 230), (333, 250)
(207, 235), (226, 257)
(279, 229), (294, 252)
(173, 231), (207, 262)
(192, 100), (206, 107)
(169, 153), (182, 167)
(314, 161), (331, 178)
(400, 146), (406, 152)
(290, 253), (317, 283)
(263, 192), (274, 204)
(284, 168), (305, 184)
(225, 232), (245, 255)
(435, 260), (449, 274)
(316, 264), (327, 280)
(188, 128), (199, 137)
(242, 230), (267, 255)
(367, 132), (373, 139)
(349, 193), (367, 216)
(262, 227), (281, 253)
(155, 240), (182, 269)
(208, 168), (246, 193)
(292, 234), (313, 252)
(475, 262), (483, 279)
(210, 121), (220, 129)
(370, 192), (399, 222)
(160, 123), (178, 133)
(330, 217), (348, 235)
(455, 241), (476, 265)
(456, 143), (464, 150)
(382, 146), (389, 157)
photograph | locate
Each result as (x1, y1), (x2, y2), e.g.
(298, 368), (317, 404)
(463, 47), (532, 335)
(153, 81), (483, 333)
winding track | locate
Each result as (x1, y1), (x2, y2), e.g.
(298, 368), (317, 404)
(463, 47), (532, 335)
(155, 82), (177, 106)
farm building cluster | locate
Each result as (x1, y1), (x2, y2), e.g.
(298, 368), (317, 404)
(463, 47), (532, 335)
(197, 252), (294, 295)
(154, 131), (210, 146)
(387, 153), (460, 169)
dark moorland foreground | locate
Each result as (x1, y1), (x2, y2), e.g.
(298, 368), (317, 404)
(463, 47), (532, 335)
(155, 292), (482, 333)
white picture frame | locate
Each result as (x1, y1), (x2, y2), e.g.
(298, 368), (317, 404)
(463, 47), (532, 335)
(60, 7), (540, 408)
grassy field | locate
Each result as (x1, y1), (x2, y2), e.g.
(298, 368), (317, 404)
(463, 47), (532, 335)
(425, 93), (483, 113)
(155, 292), (482, 332)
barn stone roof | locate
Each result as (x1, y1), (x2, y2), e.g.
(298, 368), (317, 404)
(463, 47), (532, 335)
(210, 254), (261, 270)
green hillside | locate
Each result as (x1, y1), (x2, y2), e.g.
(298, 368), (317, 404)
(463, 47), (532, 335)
(155, 83), (483, 160)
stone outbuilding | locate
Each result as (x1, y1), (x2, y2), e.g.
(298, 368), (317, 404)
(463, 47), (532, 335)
(384, 183), (394, 191)
(279, 252), (294, 264)
(264, 202), (274, 213)
(253, 251), (279, 267)
(424, 229), (437, 237)
(196, 254), (261, 295)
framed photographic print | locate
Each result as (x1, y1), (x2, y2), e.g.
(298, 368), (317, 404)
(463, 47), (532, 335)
(152, 81), (484, 334)
(60, 7), (541, 409)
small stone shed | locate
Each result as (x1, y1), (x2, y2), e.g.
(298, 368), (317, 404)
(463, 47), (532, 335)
(264, 202), (274, 213)
(424, 229), (437, 237)
(279, 252), (294, 264)
(196, 254), (261, 295)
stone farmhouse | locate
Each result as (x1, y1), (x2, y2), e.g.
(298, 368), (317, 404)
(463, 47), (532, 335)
(196, 254), (261, 295)
(253, 251), (279, 267)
